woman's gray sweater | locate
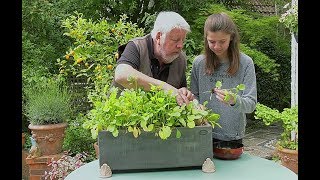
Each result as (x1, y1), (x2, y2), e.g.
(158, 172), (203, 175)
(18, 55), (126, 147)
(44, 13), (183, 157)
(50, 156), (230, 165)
(190, 53), (257, 141)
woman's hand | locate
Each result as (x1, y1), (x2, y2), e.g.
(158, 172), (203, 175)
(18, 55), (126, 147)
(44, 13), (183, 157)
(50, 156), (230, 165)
(214, 88), (236, 106)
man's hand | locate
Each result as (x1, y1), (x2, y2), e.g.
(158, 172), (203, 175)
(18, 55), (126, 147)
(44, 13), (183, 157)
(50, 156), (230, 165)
(176, 87), (194, 106)
(179, 87), (194, 101)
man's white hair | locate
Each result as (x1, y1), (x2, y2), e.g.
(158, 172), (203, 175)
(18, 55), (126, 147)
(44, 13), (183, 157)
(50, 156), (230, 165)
(151, 11), (190, 39)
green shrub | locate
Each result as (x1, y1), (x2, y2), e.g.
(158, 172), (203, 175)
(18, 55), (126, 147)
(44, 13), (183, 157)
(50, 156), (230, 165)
(254, 103), (298, 150)
(57, 13), (145, 93)
(22, 0), (71, 75)
(63, 113), (96, 159)
(24, 76), (73, 125)
(254, 38), (291, 109)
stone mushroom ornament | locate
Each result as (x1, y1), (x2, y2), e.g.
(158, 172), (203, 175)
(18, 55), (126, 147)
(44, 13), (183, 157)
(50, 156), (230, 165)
(100, 163), (112, 178)
(202, 158), (216, 173)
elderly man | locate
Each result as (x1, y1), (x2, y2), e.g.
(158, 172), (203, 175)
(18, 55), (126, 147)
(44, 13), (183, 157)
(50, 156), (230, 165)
(113, 11), (194, 105)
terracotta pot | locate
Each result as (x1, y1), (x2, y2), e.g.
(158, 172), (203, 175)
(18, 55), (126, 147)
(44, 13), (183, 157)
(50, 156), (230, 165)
(28, 122), (68, 156)
(277, 147), (298, 174)
(213, 141), (244, 160)
(22, 133), (26, 148)
(94, 142), (99, 159)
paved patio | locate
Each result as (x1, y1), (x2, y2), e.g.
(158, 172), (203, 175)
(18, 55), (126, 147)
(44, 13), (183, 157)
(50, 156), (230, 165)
(243, 124), (282, 159)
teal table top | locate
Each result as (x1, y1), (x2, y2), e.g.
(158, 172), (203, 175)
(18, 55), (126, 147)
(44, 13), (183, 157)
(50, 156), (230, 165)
(65, 153), (298, 180)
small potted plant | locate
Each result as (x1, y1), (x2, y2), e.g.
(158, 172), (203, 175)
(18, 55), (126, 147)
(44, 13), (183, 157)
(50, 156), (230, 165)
(24, 76), (73, 156)
(254, 103), (298, 173)
(82, 77), (220, 170)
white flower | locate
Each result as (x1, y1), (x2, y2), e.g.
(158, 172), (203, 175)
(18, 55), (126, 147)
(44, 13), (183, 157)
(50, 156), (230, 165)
(279, 3), (298, 34)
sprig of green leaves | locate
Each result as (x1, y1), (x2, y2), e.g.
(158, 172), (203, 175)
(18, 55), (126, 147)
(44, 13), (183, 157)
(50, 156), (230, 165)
(214, 81), (245, 103)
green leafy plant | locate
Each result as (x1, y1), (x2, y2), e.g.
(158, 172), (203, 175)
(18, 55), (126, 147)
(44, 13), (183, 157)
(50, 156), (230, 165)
(206, 80), (245, 103)
(24, 76), (73, 125)
(63, 113), (96, 158)
(215, 81), (245, 102)
(83, 77), (220, 140)
(57, 13), (144, 91)
(254, 103), (298, 150)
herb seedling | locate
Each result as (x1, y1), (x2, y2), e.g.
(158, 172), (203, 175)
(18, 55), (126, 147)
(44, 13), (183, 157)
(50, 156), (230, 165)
(203, 81), (246, 102)
(83, 76), (220, 140)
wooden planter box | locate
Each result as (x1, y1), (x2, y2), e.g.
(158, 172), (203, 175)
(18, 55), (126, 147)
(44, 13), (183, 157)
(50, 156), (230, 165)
(98, 124), (213, 171)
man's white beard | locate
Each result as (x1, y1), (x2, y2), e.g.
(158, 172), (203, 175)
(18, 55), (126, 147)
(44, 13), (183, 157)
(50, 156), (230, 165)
(160, 46), (179, 64)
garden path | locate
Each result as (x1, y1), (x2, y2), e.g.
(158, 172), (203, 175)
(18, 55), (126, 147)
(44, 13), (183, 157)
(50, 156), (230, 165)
(243, 124), (282, 160)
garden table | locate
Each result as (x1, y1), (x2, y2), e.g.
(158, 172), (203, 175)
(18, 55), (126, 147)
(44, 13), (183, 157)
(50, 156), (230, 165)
(65, 153), (297, 180)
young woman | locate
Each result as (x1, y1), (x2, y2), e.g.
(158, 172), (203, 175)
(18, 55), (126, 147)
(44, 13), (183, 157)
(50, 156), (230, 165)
(190, 13), (257, 144)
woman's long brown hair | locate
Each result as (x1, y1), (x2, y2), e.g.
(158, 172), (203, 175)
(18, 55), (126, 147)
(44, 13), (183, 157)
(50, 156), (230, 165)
(204, 12), (240, 75)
